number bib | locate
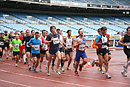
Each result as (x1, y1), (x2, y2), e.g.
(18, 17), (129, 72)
(42, 44), (47, 49)
(0, 42), (4, 45)
(79, 44), (86, 51)
(15, 44), (19, 48)
(53, 38), (59, 45)
(26, 42), (30, 47)
(66, 44), (72, 49)
(34, 45), (40, 50)
(127, 43), (130, 49)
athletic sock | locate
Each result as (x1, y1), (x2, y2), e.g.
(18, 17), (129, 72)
(40, 61), (42, 67)
(125, 60), (130, 69)
(46, 60), (48, 67)
(23, 54), (26, 62)
(52, 59), (55, 67)
(61, 59), (64, 67)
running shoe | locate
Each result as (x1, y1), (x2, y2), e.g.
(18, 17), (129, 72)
(6, 56), (8, 59)
(67, 67), (71, 71)
(39, 66), (42, 72)
(32, 65), (34, 71)
(83, 65), (86, 69)
(121, 70), (127, 77)
(123, 66), (127, 73)
(61, 67), (65, 72)
(34, 69), (38, 73)
(47, 70), (50, 76)
(29, 65), (31, 71)
(79, 64), (83, 71)
(100, 69), (104, 74)
(92, 59), (96, 67)
(55, 69), (61, 75)
(75, 71), (79, 76)
(51, 66), (54, 70)
(23, 62), (26, 64)
(15, 64), (18, 67)
(105, 73), (111, 79)
(73, 62), (75, 68)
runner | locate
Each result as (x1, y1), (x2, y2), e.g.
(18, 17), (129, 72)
(19, 31), (26, 63)
(95, 27), (111, 79)
(118, 27), (130, 77)
(45, 26), (61, 76)
(10, 34), (22, 67)
(39, 30), (49, 72)
(22, 30), (33, 71)
(74, 28), (88, 76)
(28, 32), (42, 73)
(3, 31), (9, 60)
(63, 30), (74, 71)
(51, 29), (65, 72)
(0, 31), (5, 61)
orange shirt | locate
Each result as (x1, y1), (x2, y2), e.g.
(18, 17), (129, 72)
(92, 38), (98, 49)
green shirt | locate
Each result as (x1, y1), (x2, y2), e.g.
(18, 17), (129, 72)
(3, 35), (9, 43)
(10, 39), (22, 52)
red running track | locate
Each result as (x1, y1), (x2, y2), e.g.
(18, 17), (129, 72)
(0, 48), (129, 87)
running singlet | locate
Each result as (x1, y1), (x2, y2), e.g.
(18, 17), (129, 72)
(3, 35), (9, 43)
(28, 38), (41, 54)
(76, 37), (86, 51)
(124, 34), (130, 49)
(10, 39), (22, 52)
(19, 36), (25, 49)
(0, 37), (5, 48)
(96, 34), (108, 49)
(66, 36), (72, 49)
(40, 36), (48, 50)
(46, 33), (59, 50)
(23, 36), (33, 49)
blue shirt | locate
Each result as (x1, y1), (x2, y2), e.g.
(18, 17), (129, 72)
(28, 38), (41, 54)
(96, 34), (102, 42)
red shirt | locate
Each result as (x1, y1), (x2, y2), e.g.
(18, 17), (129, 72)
(19, 36), (25, 50)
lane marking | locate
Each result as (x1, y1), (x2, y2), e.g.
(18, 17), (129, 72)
(0, 79), (32, 87)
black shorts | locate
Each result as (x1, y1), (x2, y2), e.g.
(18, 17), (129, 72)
(124, 48), (130, 59)
(4, 43), (9, 48)
(106, 49), (111, 55)
(65, 48), (73, 55)
(32, 53), (40, 59)
(60, 47), (64, 52)
(40, 50), (48, 54)
(26, 48), (31, 53)
(97, 48), (107, 56)
(0, 46), (5, 50)
(13, 51), (20, 56)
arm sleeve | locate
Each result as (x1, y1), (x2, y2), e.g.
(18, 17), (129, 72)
(96, 35), (101, 42)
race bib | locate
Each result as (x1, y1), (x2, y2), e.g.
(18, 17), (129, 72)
(34, 45), (40, 50)
(42, 44), (47, 49)
(26, 42), (30, 47)
(127, 43), (130, 49)
(53, 38), (59, 45)
(79, 44), (86, 51)
(0, 42), (4, 45)
(15, 44), (19, 48)
(66, 44), (72, 49)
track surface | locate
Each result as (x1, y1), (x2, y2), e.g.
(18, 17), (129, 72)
(0, 48), (129, 87)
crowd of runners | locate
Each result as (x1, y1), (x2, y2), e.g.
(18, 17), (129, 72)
(0, 26), (130, 79)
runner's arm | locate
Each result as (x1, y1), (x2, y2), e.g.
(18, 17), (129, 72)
(118, 36), (127, 46)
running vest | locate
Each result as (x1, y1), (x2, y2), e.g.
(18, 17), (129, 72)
(124, 34), (130, 49)
(66, 36), (72, 49)
(97, 35), (108, 49)
(59, 35), (63, 48)
(76, 37), (86, 51)
(40, 36), (48, 50)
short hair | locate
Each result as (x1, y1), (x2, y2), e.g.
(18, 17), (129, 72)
(78, 28), (83, 33)
(50, 26), (56, 32)
(31, 30), (35, 33)
(67, 30), (71, 33)
(35, 32), (39, 35)
(126, 27), (130, 31)
(56, 29), (60, 31)
(97, 28), (101, 32)
(20, 31), (23, 33)
(42, 30), (46, 34)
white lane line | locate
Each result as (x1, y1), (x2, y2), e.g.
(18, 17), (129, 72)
(0, 79), (32, 87)
(0, 69), (90, 87)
